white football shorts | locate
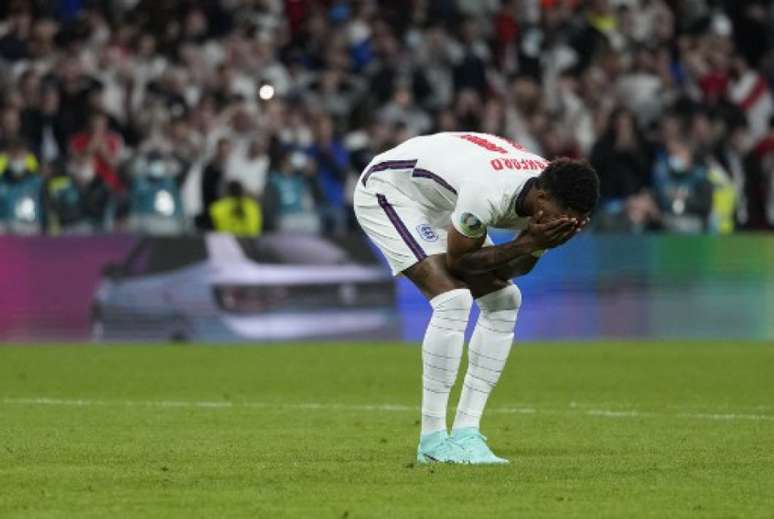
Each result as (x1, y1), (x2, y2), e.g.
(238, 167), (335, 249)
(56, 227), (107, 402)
(354, 172), (492, 276)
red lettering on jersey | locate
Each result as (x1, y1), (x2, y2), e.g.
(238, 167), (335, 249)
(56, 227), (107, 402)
(458, 134), (508, 154)
(490, 156), (548, 172)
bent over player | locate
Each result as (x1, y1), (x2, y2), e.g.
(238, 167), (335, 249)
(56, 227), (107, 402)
(354, 132), (599, 464)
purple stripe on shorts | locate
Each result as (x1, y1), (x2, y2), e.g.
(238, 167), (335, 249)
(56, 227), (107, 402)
(376, 193), (427, 262)
(361, 160), (418, 186)
(412, 168), (458, 195)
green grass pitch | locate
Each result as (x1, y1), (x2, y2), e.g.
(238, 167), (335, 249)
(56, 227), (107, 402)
(1, 341), (773, 518)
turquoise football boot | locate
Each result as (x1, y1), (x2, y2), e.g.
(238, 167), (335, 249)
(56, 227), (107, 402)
(416, 430), (470, 464)
(449, 428), (509, 464)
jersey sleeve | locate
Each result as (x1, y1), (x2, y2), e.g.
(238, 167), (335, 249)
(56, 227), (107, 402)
(450, 182), (496, 238)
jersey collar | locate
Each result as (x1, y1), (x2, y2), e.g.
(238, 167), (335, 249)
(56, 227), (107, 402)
(514, 177), (537, 217)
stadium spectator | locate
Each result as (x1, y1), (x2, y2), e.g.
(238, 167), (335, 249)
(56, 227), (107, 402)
(306, 115), (352, 234)
(652, 138), (713, 233)
(199, 137), (232, 230)
(0, 0), (772, 235)
(0, 138), (43, 234)
(264, 151), (320, 234)
(753, 117), (774, 228)
(0, 7), (30, 62)
(45, 156), (113, 234)
(210, 180), (262, 236)
(126, 150), (186, 235)
(728, 56), (773, 141)
(226, 137), (270, 199)
(22, 82), (68, 164)
(591, 108), (659, 232)
(0, 105), (23, 150)
(714, 116), (769, 230)
(0, 137), (38, 179)
(69, 111), (124, 193)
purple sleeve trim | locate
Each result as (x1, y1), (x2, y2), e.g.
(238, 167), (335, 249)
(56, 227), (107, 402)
(412, 168), (458, 195)
(361, 160), (418, 186)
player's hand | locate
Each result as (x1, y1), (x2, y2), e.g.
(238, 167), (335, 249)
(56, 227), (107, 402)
(525, 211), (578, 249)
(554, 215), (591, 246)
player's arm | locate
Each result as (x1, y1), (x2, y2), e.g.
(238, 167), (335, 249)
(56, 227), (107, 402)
(446, 181), (577, 276)
(492, 214), (591, 279)
(491, 213), (589, 279)
(447, 212), (578, 277)
(491, 253), (539, 280)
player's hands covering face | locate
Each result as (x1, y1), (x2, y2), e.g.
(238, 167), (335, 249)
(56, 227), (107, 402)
(526, 211), (590, 249)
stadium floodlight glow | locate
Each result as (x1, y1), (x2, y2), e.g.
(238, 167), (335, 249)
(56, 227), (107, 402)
(258, 84), (275, 100)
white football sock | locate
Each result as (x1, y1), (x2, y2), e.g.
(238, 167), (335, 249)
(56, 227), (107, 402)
(420, 288), (473, 436)
(453, 284), (521, 431)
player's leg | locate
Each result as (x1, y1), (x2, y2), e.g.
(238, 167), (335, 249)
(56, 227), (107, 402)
(401, 257), (468, 424)
(354, 188), (471, 463)
(450, 273), (520, 464)
(400, 256), (473, 463)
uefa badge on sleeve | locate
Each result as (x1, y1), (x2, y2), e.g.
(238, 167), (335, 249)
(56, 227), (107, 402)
(459, 212), (483, 236)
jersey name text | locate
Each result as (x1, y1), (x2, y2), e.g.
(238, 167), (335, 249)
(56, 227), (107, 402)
(490, 157), (549, 171)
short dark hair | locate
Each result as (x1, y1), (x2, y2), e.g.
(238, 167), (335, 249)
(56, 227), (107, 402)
(537, 158), (600, 214)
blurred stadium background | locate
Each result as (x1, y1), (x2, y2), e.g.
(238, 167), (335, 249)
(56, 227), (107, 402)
(0, 0), (771, 342)
(0, 1), (773, 517)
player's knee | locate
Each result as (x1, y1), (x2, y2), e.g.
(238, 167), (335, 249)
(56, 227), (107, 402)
(431, 288), (474, 312)
(429, 288), (473, 332)
(476, 285), (521, 334)
(479, 284), (521, 314)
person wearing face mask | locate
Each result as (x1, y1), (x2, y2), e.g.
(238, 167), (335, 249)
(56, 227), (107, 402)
(126, 150), (186, 235)
(263, 150), (320, 233)
(44, 156), (113, 234)
(652, 138), (713, 233)
(0, 139), (44, 233)
(69, 111), (124, 193)
(0, 138), (39, 181)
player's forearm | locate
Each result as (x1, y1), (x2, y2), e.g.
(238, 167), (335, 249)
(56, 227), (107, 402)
(493, 254), (539, 280)
(448, 233), (538, 276)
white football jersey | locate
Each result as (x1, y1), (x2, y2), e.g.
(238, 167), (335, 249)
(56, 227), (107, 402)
(360, 132), (548, 238)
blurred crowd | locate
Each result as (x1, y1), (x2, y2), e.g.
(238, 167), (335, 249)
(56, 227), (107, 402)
(0, 0), (773, 236)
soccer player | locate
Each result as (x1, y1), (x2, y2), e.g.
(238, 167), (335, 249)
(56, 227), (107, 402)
(354, 132), (599, 464)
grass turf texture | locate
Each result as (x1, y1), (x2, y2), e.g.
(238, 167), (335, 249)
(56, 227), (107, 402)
(1, 341), (773, 518)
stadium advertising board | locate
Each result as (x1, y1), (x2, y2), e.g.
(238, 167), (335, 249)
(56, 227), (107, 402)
(0, 233), (399, 342)
(0, 233), (771, 343)
(397, 232), (774, 341)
